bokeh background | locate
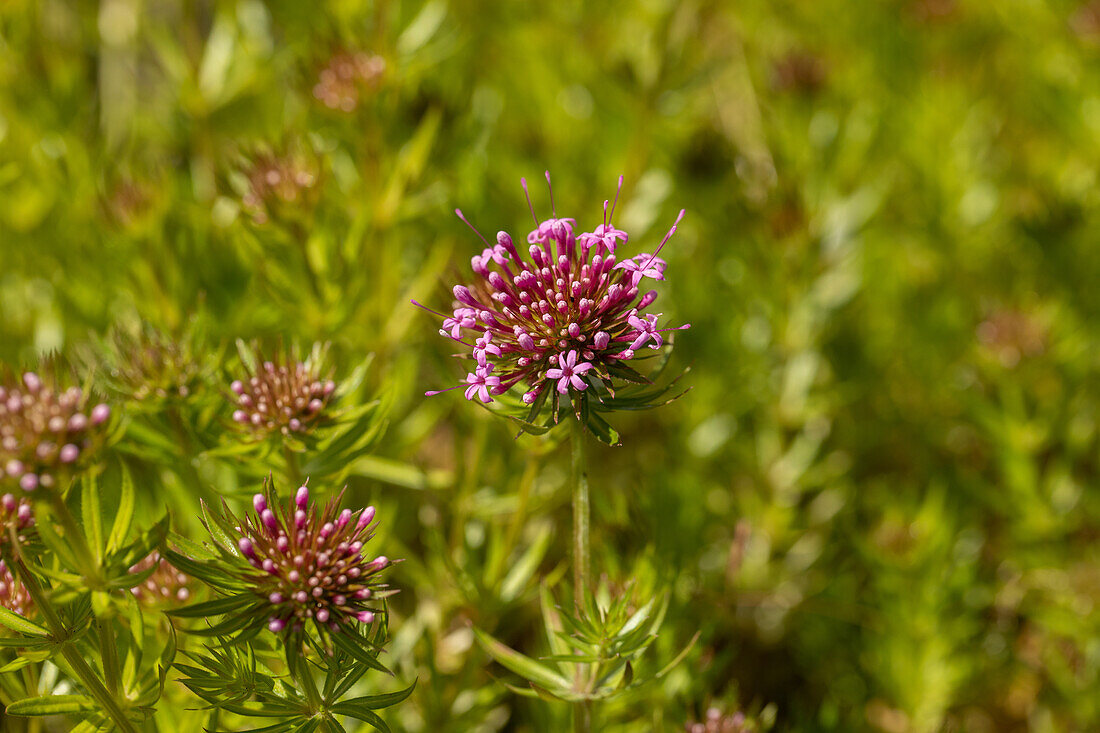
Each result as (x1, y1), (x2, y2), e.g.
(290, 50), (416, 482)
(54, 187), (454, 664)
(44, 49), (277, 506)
(3, 0), (1100, 730)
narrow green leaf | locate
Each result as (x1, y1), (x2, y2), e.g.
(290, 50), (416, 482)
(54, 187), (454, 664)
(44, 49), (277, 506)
(107, 462), (135, 553)
(81, 473), (104, 564)
(331, 679), (416, 712)
(6, 694), (98, 716)
(0, 606), (49, 637)
(472, 627), (571, 690)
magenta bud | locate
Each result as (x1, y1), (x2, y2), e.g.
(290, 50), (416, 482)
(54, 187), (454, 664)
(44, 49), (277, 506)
(294, 590), (307, 603)
(315, 608), (330, 623)
(372, 555), (388, 569)
(522, 390), (539, 404)
(320, 522), (334, 538)
(233, 410), (247, 423)
(250, 413), (262, 426)
(594, 331), (610, 349)
(1, 494), (13, 511)
(231, 380), (244, 395)
(5, 461), (24, 478)
(639, 290), (658, 309)
(17, 504), (31, 522)
(262, 559), (276, 573)
(48, 416), (65, 433)
(59, 444), (80, 463)
(357, 611), (375, 624)
(238, 538), (255, 557)
(22, 373), (41, 393)
(91, 404), (110, 426)
(68, 413), (88, 431)
(268, 618), (286, 633)
(262, 509), (278, 530)
(323, 380), (336, 396)
(453, 284), (478, 307)
(357, 506), (376, 529)
(295, 486), (309, 509)
(356, 588), (371, 599)
(288, 418), (302, 431)
(252, 494), (267, 513)
(269, 592), (284, 604)
(333, 594), (347, 606)
(337, 509), (352, 528)
(308, 398), (323, 412)
(295, 510), (307, 528)
(19, 474), (38, 492)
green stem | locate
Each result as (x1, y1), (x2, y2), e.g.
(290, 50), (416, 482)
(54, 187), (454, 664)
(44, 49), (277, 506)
(570, 418), (592, 733)
(8, 556), (137, 733)
(570, 419), (589, 612)
(283, 444), (304, 487)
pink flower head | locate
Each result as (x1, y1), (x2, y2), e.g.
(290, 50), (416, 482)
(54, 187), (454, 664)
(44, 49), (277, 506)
(421, 174), (689, 408)
(228, 344), (337, 437)
(0, 371), (109, 491)
(232, 482), (392, 634)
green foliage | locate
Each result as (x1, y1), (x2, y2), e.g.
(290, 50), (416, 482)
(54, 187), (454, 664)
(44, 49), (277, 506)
(2, 0), (1100, 731)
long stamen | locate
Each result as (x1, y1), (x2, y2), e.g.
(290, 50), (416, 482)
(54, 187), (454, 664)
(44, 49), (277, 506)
(520, 178), (539, 226)
(608, 175), (624, 222)
(545, 170), (556, 217)
(454, 209), (490, 247)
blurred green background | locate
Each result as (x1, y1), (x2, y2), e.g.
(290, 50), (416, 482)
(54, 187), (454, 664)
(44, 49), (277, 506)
(3, 0), (1100, 730)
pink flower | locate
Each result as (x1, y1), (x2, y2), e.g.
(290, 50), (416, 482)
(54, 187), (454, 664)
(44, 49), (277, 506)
(545, 350), (594, 394)
(464, 365), (501, 403)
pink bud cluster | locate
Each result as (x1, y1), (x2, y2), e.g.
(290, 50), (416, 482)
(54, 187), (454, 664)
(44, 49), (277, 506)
(235, 485), (390, 634)
(424, 174), (688, 405)
(129, 552), (191, 606)
(0, 493), (34, 549)
(0, 560), (32, 617)
(686, 708), (749, 733)
(0, 372), (110, 491)
(230, 356), (336, 437)
(313, 51), (386, 112)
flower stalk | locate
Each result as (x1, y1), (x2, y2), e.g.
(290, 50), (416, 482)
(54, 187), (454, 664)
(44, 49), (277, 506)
(570, 417), (592, 732)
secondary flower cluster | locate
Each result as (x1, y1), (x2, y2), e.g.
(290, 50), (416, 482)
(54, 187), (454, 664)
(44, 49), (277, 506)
(233, 484), (390, 634)
(686, 708), (749, 733)
(130, 552), (191, 606)
(0, 372), (110, 491)
(230, 353), (337, 437)
(0, 493), (34, 550)
(0, 560), (32, 617)
(313, 51), (386, 111)
(425, 174), (688, 406)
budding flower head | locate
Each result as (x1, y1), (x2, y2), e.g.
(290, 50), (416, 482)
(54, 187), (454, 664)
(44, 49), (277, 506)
(0, 560), (32, 618)
(228, 478), (392, 635)
(0, 367), (110, 492)
(685, 707), (750, 733)
(87, 322), (210, 404)
(237, 146), (320, 226)
(313, 50), (386, 112)
(228, 342), (338, 439)
(419, 174), (690, 433)
(0, 493), (35, 549)
(129, 551), (191, 606)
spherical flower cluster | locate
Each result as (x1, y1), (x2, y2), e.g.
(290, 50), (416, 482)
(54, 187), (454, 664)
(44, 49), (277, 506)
(0, 560), (32, 617)
(129, 552), (191, 606)
(233, 484), (390, 634)
(313, 51), (386, 111)
(0, 493), (34, 550)
(100, 325), (204, 403)
(0, 372), (110, 492)
(423, 174), (689, 407)
(686, 708), (749, 733)
(241, 152), (318, 225)
(230, 354), (337, 437)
